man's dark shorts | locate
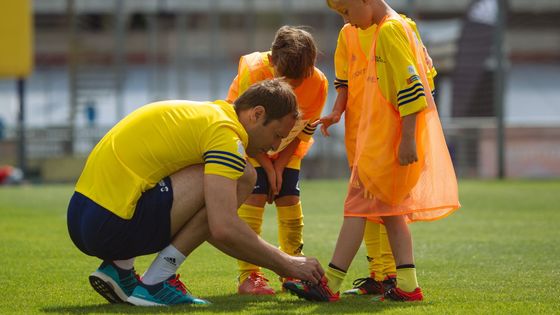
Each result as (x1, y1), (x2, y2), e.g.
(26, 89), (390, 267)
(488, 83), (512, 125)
(252, 167), (300, 198)
(67, 177), (173, 260)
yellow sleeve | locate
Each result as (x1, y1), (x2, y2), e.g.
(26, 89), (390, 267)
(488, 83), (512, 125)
(378, 21), (427, 117)
(201, 125), (247, 180)
(334, 28), (348, 89)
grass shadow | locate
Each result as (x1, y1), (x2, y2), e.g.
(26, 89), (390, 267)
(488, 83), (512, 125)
(40, 294), (427, 314)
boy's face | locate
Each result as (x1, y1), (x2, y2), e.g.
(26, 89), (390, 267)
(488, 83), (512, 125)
(330, 0), (373, 30)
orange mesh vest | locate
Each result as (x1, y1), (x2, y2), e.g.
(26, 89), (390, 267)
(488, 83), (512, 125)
(227, 52), (327, 158)
(342, 25), (369, 167)
(344, 15), (460, 222)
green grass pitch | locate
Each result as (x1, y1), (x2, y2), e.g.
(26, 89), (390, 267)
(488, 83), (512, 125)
(1, 180), (559, 314)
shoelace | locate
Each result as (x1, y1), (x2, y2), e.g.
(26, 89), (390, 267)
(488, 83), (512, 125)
(168, 274), (188, 295)
(249, 272), (270, 288)
(302, 278), (335, 299)
(352, 277), (375, 288)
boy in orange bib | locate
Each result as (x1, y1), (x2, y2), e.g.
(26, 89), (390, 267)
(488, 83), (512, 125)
(320, 14), (438, 296)
(227, 26), (328, 295)
(284, 0), (459, 302)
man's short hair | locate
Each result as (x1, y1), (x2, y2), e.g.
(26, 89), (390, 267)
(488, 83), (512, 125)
(270, 26), (317, 79)
(234, 78), (299, 125)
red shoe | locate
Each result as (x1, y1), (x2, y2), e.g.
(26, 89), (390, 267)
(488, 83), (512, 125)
(384, 287), (423, 301)
(283, 277), (340, 302)
(238, 272), (276, 295)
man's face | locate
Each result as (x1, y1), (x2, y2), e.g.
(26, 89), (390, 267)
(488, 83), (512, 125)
(332, 0), (374, 30)
(245, 112), (296, 157)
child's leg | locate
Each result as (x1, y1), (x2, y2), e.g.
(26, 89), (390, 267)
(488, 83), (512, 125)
(275, 167), (305, 258)
(363, 221), (384, 281)
(379, 223), (397, 279)
(326, 216), (367, 293)
(382, 215), (418, 292)
(237, 195), (267, 282)
(275, 196), (304, 257)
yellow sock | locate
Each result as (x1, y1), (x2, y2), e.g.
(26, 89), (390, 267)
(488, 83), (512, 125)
(379, 224), (396, 279)
(396, 267), (419, 292)
(363, 221), (383, 281)
(277, 202), (304, 256)
(325, 265), (346, 293)
(237, 203), (264, 282)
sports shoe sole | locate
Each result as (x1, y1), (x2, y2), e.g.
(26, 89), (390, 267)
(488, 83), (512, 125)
(126, 295), (165, 306)
(89, 271), (128, 303)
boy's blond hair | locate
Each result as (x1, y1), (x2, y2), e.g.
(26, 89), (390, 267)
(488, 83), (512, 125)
(325, 0), (344, 10)
(270, 26), (316, 79)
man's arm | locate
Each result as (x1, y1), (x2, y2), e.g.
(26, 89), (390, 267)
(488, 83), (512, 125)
(204, 174), (324, 282)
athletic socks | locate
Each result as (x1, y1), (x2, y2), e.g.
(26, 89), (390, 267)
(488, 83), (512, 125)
(325, 263), (347, 293)
(113, 258), (135, 270)
(142, 244), (186, 285)
(237, 203), (265, 282)
(396, 264), (419, 292)
(277, 202), (304, 256)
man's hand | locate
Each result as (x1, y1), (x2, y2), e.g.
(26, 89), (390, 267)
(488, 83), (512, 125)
(318, 112), (341, 137)
(279, 256), (324, 284)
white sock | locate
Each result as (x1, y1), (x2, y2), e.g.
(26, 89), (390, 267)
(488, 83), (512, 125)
(113, 258), (135, 270)
(142, 245), (186, 285)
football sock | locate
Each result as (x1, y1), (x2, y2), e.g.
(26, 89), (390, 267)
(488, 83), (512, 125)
(237, 203), (264, 283)
(325, 263), (346, 293)
(379, 223), (397, 279)
(363, 221), (383, 281)
(113, 258), (135, 270)
(277, 202), (304, 256)
(396, 264), (419, 292)
(142, 245), (186, 285)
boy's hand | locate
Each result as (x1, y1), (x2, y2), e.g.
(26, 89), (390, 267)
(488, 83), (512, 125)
(274, 164), (285, 198)
(264, 167), (278, 202)
(318, 112), (341, 137)
(398, 137), (418, 165)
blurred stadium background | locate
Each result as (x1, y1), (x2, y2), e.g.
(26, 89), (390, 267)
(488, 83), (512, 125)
(0, 0), (559, 183)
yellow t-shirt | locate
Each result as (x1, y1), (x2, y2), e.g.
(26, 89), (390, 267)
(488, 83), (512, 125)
(334, 15), (437, 117)
(75, 100), (248, 219)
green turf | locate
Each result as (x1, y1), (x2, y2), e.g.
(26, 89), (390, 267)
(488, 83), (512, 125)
(0, 180), (559, 314)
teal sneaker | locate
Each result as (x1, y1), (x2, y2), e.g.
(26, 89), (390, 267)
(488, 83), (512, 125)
(127, 274), (210, 306)
(88, 261), (140, 303)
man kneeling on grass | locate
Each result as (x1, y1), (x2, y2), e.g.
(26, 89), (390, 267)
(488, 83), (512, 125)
(66, 79), (324, 306)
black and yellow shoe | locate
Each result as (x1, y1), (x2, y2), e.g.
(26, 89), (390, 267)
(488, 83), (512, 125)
(343, 275), (384, 295)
